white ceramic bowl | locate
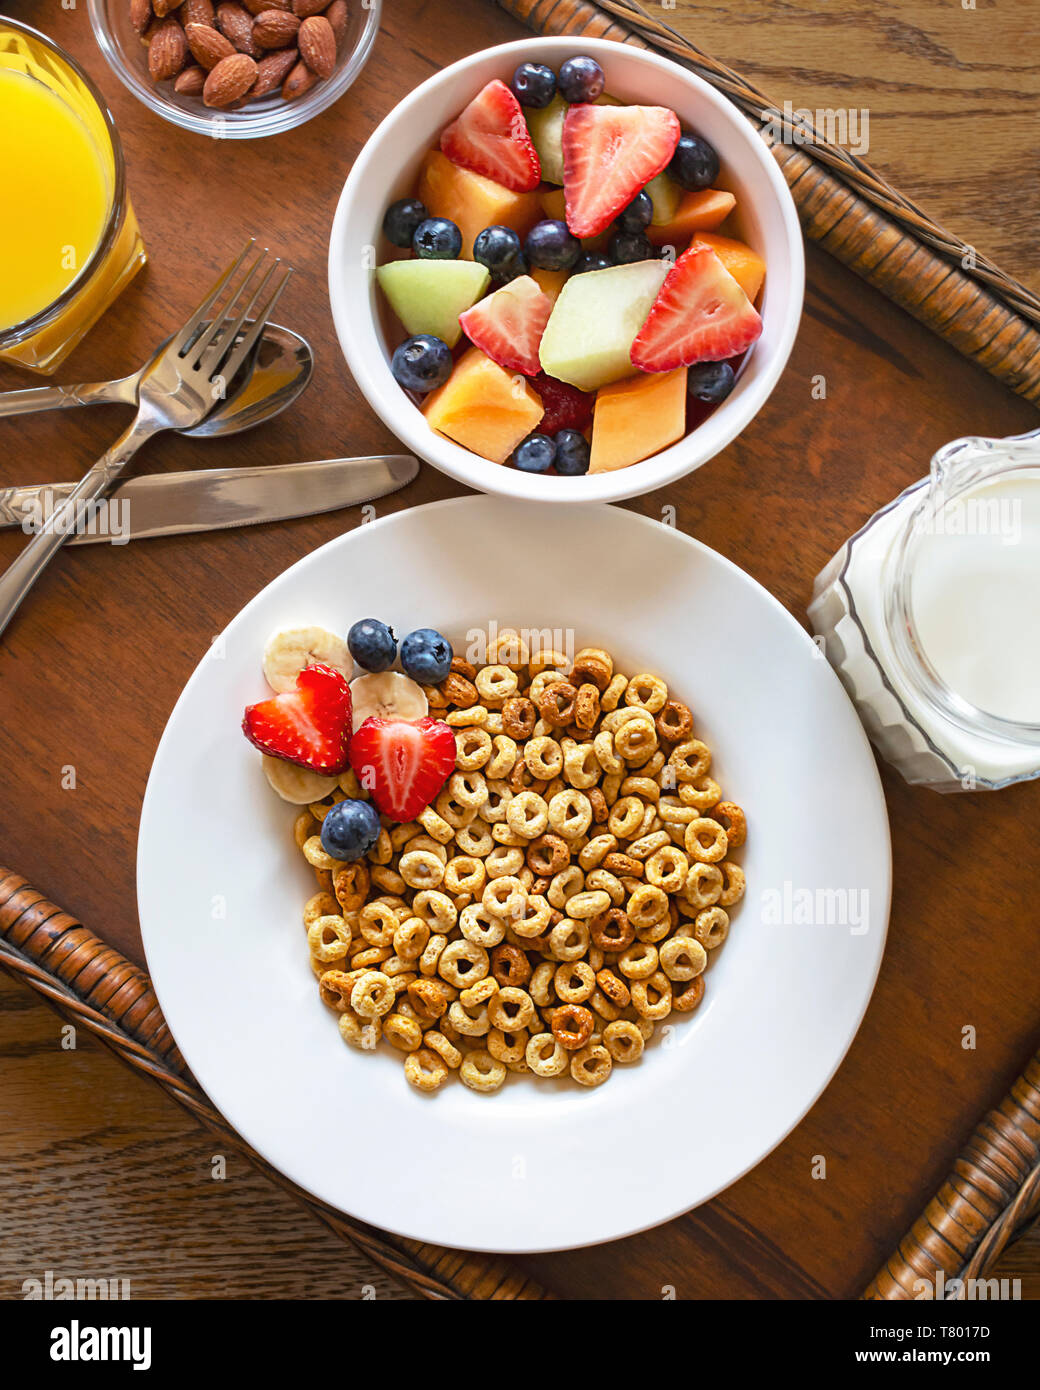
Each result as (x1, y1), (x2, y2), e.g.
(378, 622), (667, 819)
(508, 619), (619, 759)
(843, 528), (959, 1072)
(329, 36), (804, 503)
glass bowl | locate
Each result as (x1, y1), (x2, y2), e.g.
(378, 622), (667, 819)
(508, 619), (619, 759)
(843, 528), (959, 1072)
(87, 0), (381, 139)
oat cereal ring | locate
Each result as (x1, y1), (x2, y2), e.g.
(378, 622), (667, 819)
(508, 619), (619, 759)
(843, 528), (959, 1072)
(459, 902), (506, 949)
(455, 822), (494, 858)
(672, 975), (706, 1013)
(524, 832), (568, 877)
(525, 1032), (568, 1077)
(512, 893), (552, 939)
(487, 1026), (529, 1065)
(383, 1013), (423, 1053)
(307, 915), (352, 962)
(586, 787), (609, 826)
(547, 788), (593, 840)
(338, 1012), (381, 1049)
(407, 978), (450, 1021)
(454, 727), (492, 771)
(293, 811), (316, 850)
(679, 776), (722, 811)
(565, 889), (610, 921)
(593, 729), (623, 776)
(444, 855), (486, 897)
(584, 868), (624, 907)
(624, 673), (668, 714)
(441, 670), (478, 708)
(694, 906), (730, 950)
(484, 845), (526, 880)
(595, 968), (631, 1009)
(350, 970), (396, 1018)
(403, 1047), (449, 1091)
(475, 664), (519, 703)
(302, 835), (339, 871)
(630, 971), (672, 1021)
(482, 876), (527, 923)
(398, 849), (445, 891)
(506, 789), (549, 839)
(668, 739), (712, 784)
(388, 822), (421, 850)
(549, 917), (590, 962)
(590, 908), (635, 952)
(551, 1003), (594, 1051)
(547, 863), (584, 910)
(603, 851), (643, 878)
(447, 1000), (490, 1036)
(419, 932), (448, 978)
(487, 628), (529, 668)
(613, 715), (659, 763)
(682, 862), (724, 911)
(500, 695), (536, 740)
(657, 796), (698, 825)
(523, 735), (563, 780)
(645, 846), (689, 894)
(653, 699), (692, 743)
(659, 935), (708, 982)
(358, 900), (399, 947)
(486, 735), (518, 780)
(618, 941), (659, 980)
(423, 1030), (462, 1069)
(621, 775), (660, 804)
(718, 861), (746, 907)
(579, 834), (617, 871)
(337, 767), (367, 797)
(685, 818), (729, 863)
(487, 986), (536, 1032)
(351, 943), (392, 970)
(574, 683), (601, 731)
(601, 772), (622, 804)
(712, 802), (747, 849)
(489, 943), (530, 989)
(412, 890), (456, 934)
(570, 647), (613, 691)
(417, 805), (455, 844)
(492, 823), (527, 848)
(446, 705), (488, 728)
(479, 782), (513, 825)
(601, 1019), (642, 1064)
(607, 795), (645, 840)
(422, 682), (448, 708)
(459, 1049), (507, 1094)
(554, 961), (595, 1004)
(537, 680), (577, 728)
(570, 1043), (612, 1087)
(303, 891), (340, 928)
(598, 672), (628, 712)
(435, 789), (479, 830)
(562, 744), (598, 794)
(529, 960), (555, 1007)
(451, 655), (478, 681)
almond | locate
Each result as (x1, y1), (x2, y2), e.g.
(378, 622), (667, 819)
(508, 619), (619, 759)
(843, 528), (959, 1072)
(147, 18), (189, 81)
(242, 0), (291, 11)
(253, 8), (299, 47)
(185, 20), (235, 67)
(203, 50), (258, 105)
(324, 0), (347, 45)
(129, 0), (153, 36)
(183, 0), (216, 24)
(215, 1), (258, 56)
(292, 0), (326, 16)
(253, 44), (298, 95)
(298, 14), (334, 77)
(153, 0), (185, 16)
(282, 56), (318, 100)
(173, 63), (207, 94)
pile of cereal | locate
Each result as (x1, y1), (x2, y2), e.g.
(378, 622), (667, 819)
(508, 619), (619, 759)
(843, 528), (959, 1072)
(294, 631), (746, 1093)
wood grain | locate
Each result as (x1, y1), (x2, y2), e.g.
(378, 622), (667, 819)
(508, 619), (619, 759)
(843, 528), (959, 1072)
(1, 0), (1038, 1300)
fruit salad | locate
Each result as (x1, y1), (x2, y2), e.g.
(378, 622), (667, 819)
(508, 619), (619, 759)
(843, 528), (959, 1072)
(241, 621), (747, 1094)
(374, 56), (766, 476)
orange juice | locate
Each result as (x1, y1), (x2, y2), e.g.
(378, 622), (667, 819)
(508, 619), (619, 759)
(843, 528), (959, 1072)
(0, 68), (111, 331)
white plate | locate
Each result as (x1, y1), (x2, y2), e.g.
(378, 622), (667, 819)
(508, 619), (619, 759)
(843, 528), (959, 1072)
(138, 497), (891, 1253)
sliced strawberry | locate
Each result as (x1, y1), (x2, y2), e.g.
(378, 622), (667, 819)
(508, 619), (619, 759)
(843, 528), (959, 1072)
(440, 79), (540, 193)
(242, 663), (352, 775)
(630, 241), (763, 371)
(562, 103), (680, 238)
(349, 716), (456, 823)
(459, 275), (552, 376)
(530, 371), (594, 434)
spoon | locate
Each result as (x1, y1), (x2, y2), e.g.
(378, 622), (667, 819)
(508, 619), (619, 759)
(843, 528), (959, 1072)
(0, 322), (313, 438)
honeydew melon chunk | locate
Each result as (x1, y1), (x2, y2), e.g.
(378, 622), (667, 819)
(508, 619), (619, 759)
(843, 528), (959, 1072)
(538, 259), (669, 392)
(528, 92), (621, 187)
(376, 259), (490, 348)
(645, 171), (683, 225)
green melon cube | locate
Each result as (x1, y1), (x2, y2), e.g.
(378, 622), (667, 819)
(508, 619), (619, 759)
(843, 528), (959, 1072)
(538, 259), (669, 392)
(376, 259), (490, 348)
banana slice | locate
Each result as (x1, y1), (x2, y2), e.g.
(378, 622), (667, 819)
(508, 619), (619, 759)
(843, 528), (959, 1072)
(263, 626), (351, 693)
(350, 671), (428, 731)
(262, 755), (339, 805)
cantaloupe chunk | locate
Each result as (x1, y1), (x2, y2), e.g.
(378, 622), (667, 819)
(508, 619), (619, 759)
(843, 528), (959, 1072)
(531, 267), (568, 303)
(691, 232), (766, 303)
(418, 150), (542, 259)
(422, 346), (543, 464)
(590, 367), (688, 473)
(647, 189), (737, 246)
(539, 187), (567, 221)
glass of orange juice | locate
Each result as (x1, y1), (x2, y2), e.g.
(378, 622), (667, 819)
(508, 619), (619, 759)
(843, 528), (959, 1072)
(0, 18), (146, 374)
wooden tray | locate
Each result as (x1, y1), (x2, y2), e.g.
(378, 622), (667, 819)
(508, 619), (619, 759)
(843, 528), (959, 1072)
(1, 0), (1038, 1299)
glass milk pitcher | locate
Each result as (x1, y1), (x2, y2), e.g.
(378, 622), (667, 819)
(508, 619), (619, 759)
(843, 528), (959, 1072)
(809, 429), (1040, 791)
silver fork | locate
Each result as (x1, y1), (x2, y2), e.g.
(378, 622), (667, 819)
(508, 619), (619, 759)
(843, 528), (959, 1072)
(0, 241), (292, 639)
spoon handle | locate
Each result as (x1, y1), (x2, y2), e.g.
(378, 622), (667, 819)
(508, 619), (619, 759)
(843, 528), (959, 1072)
(0, 378), (127, 419)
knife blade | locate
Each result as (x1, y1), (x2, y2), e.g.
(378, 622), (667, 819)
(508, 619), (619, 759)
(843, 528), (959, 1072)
(0, 456), (419, 544)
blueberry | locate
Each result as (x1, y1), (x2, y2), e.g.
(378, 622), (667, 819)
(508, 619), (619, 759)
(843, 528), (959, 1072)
(687, 361), (736, 404)
(558, 55), (605, 103)
(571, 251), (613, 275)
(320, 798), (382, 863)
(391, 335), (453, 393)
(382, 198), (427, 249)
(474, 224), (524, 277)
(554, 429), (590, 475)
(412, 217), (462, 259)
(669, 133), (720, 191)
(513, 433), (556, 473)
(616, 190), (653, 233)
(511, 61), (556, 108)
(524, 219), (581, 271)
(609, 230), (654, 264)
(347, 618), (397, 672)
(400, 627), (453, 683)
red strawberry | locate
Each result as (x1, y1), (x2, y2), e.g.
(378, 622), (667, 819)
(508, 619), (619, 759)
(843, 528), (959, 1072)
(242, 663), (352, 775)
(630, 241), (763, 371)
(562, 103), (680, 238)
(349, 716), (456, 823)
(440, 78), (540, 193)
(530, 372), (594, 434)
(459, 275), (552, 376)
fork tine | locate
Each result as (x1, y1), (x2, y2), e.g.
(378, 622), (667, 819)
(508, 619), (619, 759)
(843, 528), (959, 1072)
(211, 266), (294, 385)
(185, 247), (268, 366)
(167, 240), (255, 354)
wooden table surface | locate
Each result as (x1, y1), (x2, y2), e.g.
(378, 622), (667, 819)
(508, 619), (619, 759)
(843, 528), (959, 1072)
(1, 0), (1038, 1301)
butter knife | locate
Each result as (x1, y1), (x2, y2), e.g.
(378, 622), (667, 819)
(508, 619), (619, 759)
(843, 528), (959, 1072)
(0, 455), (419, 544)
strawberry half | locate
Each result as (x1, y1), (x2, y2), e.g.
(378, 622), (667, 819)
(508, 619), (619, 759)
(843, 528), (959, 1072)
(349, 716), (456, 823)
(440, 78), (540, 193)
(530, 372), (594, 434)
(562, 103), (680, 238)
(459, 275), (553, 376)
(242, 663), (352, 775)
(630, 241), (763, 371)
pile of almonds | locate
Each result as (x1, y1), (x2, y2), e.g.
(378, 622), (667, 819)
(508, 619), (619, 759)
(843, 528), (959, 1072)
(134, 0), (347, 110)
